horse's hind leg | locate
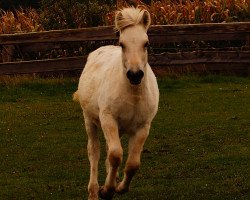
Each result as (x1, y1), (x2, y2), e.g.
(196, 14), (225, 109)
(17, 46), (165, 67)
(84, 114), (100, 200)
(116, 125), (150, 194)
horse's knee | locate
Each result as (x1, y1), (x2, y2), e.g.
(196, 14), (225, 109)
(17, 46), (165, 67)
(108, 147), (123, 168)
(125, 161), (140, 177)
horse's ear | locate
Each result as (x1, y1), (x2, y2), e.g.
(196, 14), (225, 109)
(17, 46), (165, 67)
(115, 11), (123, 31)
(141, 10), (151, 30)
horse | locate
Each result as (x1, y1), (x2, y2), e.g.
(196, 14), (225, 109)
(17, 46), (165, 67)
(73, 7), (159, 200)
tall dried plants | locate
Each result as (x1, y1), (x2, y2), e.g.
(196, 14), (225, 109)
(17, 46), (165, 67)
(0, 0), (249, 34)
(0, 8), (44, 34)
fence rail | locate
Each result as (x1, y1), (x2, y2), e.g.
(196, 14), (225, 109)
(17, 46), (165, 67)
(1, 22), (250, 75)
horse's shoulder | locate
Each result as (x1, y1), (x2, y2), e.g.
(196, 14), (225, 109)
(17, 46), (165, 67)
(88, 45), (120, 60)
(85, 45), (121, 71)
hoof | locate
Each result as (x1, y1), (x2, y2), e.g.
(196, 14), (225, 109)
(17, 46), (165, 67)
(99, 186), (115, 200)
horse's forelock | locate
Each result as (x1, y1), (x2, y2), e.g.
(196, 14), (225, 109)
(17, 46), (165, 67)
(115, 7), (150, 32)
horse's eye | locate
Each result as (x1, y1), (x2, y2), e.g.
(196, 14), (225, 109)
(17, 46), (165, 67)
(144, 42), (149, 49)
(119, 42), (125, 49)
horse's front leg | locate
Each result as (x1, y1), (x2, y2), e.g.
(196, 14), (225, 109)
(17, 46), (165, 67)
(99, 112), (123, 199)
(84, 115), (100, 200)
(116, 124), (150, 194)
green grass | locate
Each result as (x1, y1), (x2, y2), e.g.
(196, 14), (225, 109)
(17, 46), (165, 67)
(0, 75), (249, 199)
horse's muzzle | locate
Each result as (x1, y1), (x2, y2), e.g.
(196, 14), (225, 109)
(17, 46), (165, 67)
(126, 70), (144, 85)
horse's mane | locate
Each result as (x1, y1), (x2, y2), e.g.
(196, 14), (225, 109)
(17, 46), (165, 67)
(115, 7), (150, 32)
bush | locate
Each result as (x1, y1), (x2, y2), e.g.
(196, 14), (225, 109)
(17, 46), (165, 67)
(40, 0), (114, 30)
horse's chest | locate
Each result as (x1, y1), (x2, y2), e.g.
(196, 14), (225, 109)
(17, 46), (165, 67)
(116, 98), (149, 131)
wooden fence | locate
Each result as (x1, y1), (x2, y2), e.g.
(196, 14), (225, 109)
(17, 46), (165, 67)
(0, 22), (250, 75)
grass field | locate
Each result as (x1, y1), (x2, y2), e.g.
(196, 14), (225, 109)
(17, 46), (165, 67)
(0, 75), (249, 200)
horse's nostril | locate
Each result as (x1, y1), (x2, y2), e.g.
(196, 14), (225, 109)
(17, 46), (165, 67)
(137, 70), (144, 79)
(126, 70), (132, 79)
(126, 70), (144, 85)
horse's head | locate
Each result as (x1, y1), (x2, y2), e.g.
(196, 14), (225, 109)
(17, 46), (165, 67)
(115, 8), (151, 85)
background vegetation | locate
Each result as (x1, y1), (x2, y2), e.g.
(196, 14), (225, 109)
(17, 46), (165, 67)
(0, 0), (249, 33)
(0, 75), (249, 199)
(39, 0), (115, 30)
(149, 0), (250, 24)
(0, 8), (43, 34)
(0, 0), (40, 10)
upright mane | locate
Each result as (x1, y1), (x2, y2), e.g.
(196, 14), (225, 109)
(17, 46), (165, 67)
(115, 7), (151, 32)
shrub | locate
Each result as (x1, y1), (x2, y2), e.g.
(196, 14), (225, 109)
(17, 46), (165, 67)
(39, 0), (114, 30)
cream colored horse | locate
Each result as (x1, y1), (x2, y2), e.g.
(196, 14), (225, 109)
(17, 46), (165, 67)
(74, 7), (159, 200)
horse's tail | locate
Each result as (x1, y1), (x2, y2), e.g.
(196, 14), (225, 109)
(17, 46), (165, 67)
(72, 91), (79, 102)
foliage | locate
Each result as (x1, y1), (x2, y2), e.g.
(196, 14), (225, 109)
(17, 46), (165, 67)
(0, 8), (44, 34)
(39, 0), (113, 30)
(150, 0), (250, 24)
(135, 0), (250, 24)
(0, 0), (40, 10)
(104, 0), (250, 25)
(0, 0), (249, 33)
(0, 75), (249, 199)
